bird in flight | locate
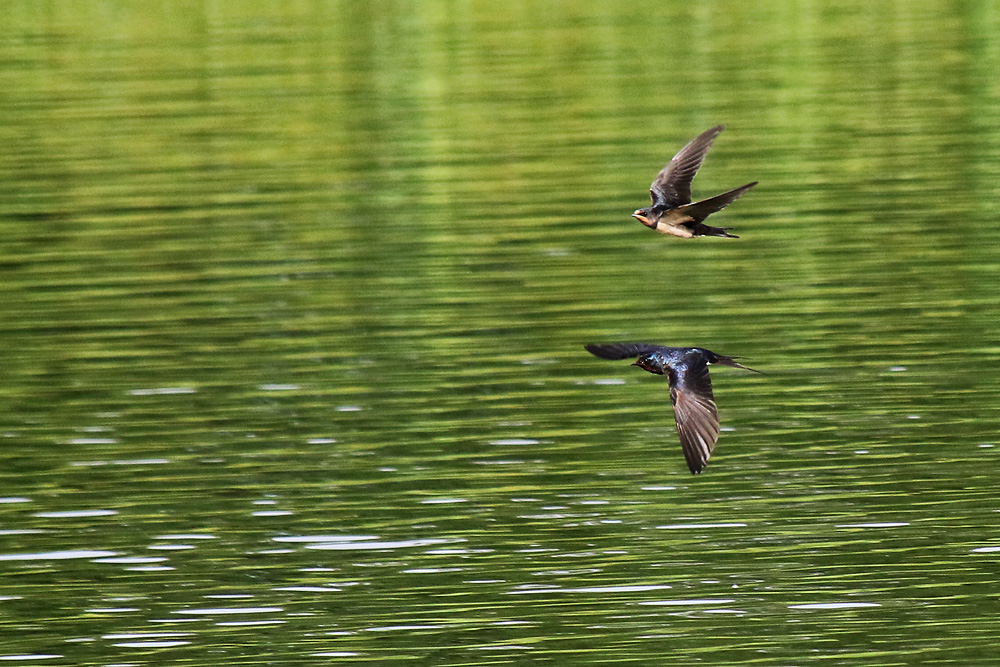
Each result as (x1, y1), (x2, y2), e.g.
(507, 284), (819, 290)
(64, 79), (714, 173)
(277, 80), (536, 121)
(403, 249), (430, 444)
(632, 125), (757, 238)
(585, 342), (761, 473)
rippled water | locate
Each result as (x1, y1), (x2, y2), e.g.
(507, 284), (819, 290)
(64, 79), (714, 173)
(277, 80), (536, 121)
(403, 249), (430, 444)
(2, 2), (1000, 665)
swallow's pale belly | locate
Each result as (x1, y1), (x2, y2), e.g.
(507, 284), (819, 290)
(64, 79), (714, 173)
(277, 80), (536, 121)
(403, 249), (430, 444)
(652, 209), (696, 237)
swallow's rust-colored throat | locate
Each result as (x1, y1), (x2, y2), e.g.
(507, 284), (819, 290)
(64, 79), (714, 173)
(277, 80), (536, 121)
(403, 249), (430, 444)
(632, 211), (655, 228)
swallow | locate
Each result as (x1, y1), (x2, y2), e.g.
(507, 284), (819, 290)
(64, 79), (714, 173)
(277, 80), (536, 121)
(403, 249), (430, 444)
(632, 125), (757, 238)
(585, 342), (761, 473)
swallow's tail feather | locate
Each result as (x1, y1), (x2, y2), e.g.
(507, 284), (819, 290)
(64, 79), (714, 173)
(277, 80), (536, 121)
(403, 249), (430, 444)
(708, 353), (763, 374)
(690, 223), (739, 238)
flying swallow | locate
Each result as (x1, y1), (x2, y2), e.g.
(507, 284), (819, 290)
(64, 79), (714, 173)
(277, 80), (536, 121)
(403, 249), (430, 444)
(585, 342), (761, 473)
(632, 125), (757, 238)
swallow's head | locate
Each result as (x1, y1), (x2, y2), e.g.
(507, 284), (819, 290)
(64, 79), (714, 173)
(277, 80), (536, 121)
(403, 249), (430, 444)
(632, 208), (657, 229)
(633, 353), (666, 375)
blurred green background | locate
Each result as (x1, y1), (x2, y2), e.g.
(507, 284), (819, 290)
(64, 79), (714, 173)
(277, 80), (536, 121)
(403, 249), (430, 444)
(1, 2), (1000, 665)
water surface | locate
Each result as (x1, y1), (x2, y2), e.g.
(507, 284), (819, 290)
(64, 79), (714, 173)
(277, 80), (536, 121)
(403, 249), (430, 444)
(2, 2), (1000, 665)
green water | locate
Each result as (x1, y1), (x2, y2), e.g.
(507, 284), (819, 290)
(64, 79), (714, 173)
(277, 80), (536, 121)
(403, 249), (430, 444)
(2, 2), (1000, 665)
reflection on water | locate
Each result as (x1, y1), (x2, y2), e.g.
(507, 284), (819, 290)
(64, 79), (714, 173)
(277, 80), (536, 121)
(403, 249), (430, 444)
(3, 1), (1000, 665)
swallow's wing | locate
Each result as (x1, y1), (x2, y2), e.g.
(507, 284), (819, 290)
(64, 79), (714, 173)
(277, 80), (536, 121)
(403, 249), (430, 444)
(649, 125), (725, 210)
(676, 181), (757, 225)
(667, 358), (720, 474)
(585, 342), (668, 360)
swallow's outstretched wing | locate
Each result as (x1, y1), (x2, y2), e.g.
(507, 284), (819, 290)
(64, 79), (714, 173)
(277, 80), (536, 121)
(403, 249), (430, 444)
(649, 125), (725, 210)
(677, 181), (757, 225)
(585, 342), (668, 361)
(666, 357), (720, 474)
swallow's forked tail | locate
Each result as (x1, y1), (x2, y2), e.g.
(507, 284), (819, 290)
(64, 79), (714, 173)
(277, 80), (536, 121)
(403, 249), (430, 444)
(690, 223), (739, 238)
(709, 353), (764, 374)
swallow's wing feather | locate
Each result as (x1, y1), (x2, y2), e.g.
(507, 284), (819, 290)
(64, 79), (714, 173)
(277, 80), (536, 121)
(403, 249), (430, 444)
(676, 181), (757, 225)
(649, 125), (725, 210)
(585, 342), (669, 360)
(667, 359), (720, 474)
